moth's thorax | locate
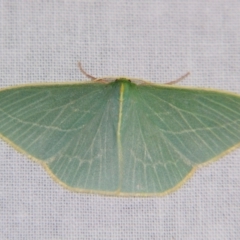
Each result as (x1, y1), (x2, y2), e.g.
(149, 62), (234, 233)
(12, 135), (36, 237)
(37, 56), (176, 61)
(113, 78), (137, 97)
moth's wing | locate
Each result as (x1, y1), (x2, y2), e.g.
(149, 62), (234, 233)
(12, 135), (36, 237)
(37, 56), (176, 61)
(121, 85), (240, 195)
(0, 83), (120, 193)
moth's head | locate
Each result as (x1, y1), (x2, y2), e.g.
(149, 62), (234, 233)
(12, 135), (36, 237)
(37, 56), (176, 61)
(94, 77), (147, 85)
(115, 78), (131, 83)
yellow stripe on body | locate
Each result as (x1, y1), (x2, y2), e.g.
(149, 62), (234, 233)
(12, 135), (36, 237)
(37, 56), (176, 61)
(117, 83), (124, 192)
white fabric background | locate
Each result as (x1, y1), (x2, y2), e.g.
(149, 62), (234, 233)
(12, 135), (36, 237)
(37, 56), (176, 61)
(0, 1), (240, 239)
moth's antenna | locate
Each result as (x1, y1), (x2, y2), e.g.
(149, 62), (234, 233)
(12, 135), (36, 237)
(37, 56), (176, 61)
(165, 72), (190, 85)
(78, 62), (97, 81)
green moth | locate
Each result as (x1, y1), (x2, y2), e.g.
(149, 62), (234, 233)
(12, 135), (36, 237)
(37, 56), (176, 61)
(0, 70), (240, 196)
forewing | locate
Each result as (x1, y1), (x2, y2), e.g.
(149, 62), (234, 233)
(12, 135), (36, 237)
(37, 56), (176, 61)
(0, 83), (120, 192)
(121, 85), (240, 194)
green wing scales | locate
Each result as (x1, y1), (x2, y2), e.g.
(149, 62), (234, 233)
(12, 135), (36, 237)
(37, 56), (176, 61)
(121, 83), (240, 194)
(0, 79), (240, 196)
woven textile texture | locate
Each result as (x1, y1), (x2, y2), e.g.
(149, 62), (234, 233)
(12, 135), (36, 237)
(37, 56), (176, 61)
(0, 1), (240, 239)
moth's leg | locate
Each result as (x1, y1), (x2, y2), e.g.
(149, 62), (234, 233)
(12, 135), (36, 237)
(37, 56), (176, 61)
(78, 62), (97, 81)
(165, 72), (190, 85)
